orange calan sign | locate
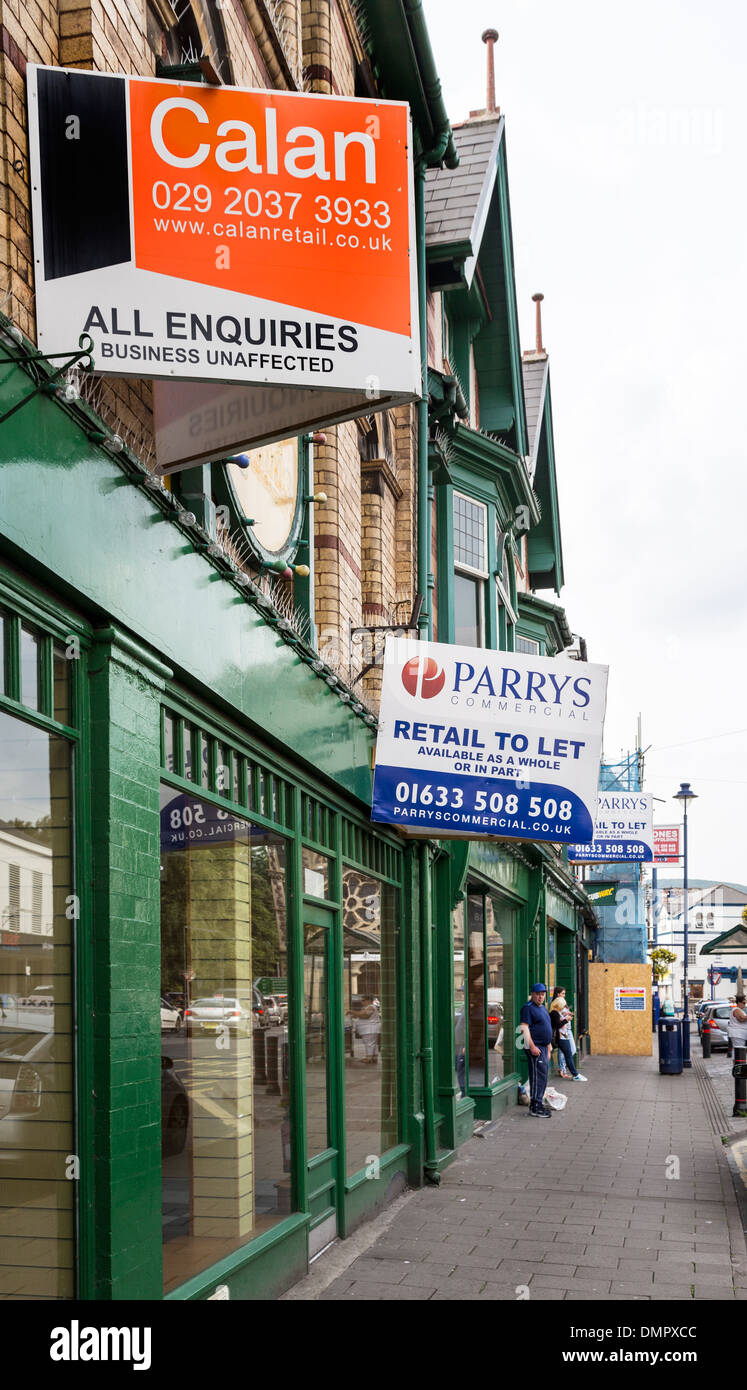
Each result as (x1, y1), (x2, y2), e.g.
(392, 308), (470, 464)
(28, 66), (420, 406)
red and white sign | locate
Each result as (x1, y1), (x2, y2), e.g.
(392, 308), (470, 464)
(654, 825), (681, 862)
(27, 66), (420, 469)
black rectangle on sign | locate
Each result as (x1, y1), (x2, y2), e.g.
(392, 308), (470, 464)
(35, 68), (131, 281)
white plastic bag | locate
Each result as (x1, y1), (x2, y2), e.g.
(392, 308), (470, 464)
(544, 1086), (567, 1111)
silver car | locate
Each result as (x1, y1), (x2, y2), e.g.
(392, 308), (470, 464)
(184, 996), (251, 1036)
(700, 1003), (733, 1051)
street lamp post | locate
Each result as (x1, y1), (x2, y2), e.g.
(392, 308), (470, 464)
(674, 781), (697, 1068)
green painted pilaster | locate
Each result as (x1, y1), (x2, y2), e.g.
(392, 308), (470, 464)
(88, 626), (171, 1300)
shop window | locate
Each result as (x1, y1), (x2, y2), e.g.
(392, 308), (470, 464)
(453, 493), (487, 648)
(453, 900), (466, 1098)
(160, 785), (289, 1294)
(0, 710), (74, 1298)
(487, 894), (513, 1084)
(20, 626), (40, 711)
(467, 894), (486, 1087)
(342, 868), (398, 1177)
(454, 890), (515, 1093)
(547, 927), (556, 996)
(52, 644), (71, 727)
(303, 849), (330, 899)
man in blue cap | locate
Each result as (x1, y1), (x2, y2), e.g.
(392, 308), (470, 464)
(519, 984), (553, 1118)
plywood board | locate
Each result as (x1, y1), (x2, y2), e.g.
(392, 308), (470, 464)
(589, 962), (653, 1055)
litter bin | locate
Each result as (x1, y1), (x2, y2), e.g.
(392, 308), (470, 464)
(658, 1018), (683, 1075)
(652, 991), (661, 1032)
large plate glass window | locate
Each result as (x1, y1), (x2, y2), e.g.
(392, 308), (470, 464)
(453, 493), (487, 648)
(342, 868), (398, 1176)
(487, 895), (515, 1085)
(160, 786), (289, 1293)
(0, 623), (75, 1299)
(453, 900), (466, 1098)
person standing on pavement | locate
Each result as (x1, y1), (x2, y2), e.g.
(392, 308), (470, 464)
(549, 987), (587, 1082)
(728, 995), (747, 1050)
(519, 984), (553, 1118)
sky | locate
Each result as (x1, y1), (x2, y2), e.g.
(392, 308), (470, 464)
(424, 0), (747, 886)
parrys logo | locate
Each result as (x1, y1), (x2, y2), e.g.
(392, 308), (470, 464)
(401, 656), (445, 699)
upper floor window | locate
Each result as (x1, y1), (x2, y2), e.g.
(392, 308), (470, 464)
(516, 636), (541, 655)
(453, 493), (487, 648)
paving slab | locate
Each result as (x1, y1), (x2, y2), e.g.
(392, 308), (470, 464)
(285, 1050), (747, 1302)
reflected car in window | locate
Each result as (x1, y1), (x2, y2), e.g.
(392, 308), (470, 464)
(184, 996), (251, 1036)
(160, 998), (183, 1032)
(161, 1055), (189, 1157)
(487, 988), (503, 1044)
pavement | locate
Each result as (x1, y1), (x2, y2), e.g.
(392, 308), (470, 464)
(286, 1044), (747, 1301)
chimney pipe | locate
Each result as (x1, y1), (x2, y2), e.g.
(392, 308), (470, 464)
(532, 292), (545, 353)
(482, 29), (499, 114)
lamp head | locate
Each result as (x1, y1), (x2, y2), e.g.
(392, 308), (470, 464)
(673, 781), (697, 808)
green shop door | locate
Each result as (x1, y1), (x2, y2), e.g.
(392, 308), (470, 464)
(303, 907), (340, 1258)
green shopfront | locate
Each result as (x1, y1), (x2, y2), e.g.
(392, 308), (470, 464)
(0, 349), (595, 1303)
(0, 341), (430, 1300)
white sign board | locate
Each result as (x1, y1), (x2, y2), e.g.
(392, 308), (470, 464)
(568, 791), (655, 863)
(27, 65), (420, 471)
(371, 638), (608, 844)
(614, 986), (646, 1011)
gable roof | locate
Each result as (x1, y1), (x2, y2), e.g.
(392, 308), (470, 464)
(701, 924), (747, 954)
(424, 117), (502, 274)
(523, 356), (564, 593)
(521, 355), (548, 482)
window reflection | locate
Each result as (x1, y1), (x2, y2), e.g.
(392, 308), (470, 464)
(160, 786), (289, 1293)
(453, 901), (466, 1098)
(467, 894), (486, 1087)
(303, 925), (328, 1156)
(342, 869), (397, 1176)
(0, 711), (73, 1299)
(302, 849), (329, 899)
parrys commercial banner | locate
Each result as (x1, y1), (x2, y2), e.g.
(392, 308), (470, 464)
(27, 67), (419, 424)
(371, 638), (608, 844)
(568, 791), (654, 863)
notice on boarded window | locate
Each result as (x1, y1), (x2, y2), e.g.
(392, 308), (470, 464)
(615, 986), (646, 1011)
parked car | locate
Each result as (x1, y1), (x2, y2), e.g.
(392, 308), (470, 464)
(695, 1000), (713, 1035)
(161, 1055), (189, 1157)
(700, 1003), (733, 1051)
(487, 989), (503, 1045)
(184, 996), (251, 1036)
(272, 992), (289, 1023)
(252, 986), (270, 1028)
(160, 998), (183, 1032)
(263, 995), (283, 1026)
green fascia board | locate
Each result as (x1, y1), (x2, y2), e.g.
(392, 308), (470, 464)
(495, 142), (528, 460)
(527, 373), (564, 592)
(517, 592), (572, 653)
(450, 421), (539, 522)
(428, 127), (528, 460)
(355, 0), (457, 165)
(0, 361), (375, 804)
(427, 238), (473, 269)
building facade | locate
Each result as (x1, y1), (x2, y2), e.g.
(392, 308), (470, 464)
(652, 880), (747, 1007)
(0, 0), (594, 1300)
